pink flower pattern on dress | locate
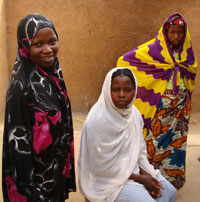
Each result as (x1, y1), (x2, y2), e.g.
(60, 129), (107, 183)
(63, 153), (71, 178)
(32, 109), (61, 154)
(49, 74), (68, 99)
(5, 177), (27, 202)
(19, 46), (29, 58)
(48, 111), (61, 125)
(33, 116), (52, 154)
(63, 139), (75, 178)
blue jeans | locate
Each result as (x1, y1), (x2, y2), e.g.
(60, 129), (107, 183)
(115, 180), (177, 202)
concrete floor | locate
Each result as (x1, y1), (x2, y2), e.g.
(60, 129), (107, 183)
(0, 112), (200, 202)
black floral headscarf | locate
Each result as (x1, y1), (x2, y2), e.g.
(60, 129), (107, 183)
(2, 14), (76, 202)
(17, 14), (58, 57)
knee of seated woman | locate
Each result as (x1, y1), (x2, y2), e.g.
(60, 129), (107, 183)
(161, 180), (177, 199)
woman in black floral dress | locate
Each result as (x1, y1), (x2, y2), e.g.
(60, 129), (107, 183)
(2, 14), (76, 202)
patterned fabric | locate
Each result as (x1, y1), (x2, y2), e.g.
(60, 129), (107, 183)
(117, 13), (197, 137)
(2, 14), (76, 202)
(165, 15), (185, 31)
(146, 89), (191, 189)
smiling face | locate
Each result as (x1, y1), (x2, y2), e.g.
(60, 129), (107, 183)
(167, 25), (185, 50)
(111, 75), (135, 109)
(29, 27), (59, 68)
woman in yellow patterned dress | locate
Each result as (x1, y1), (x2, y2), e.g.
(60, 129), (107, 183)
(117, 13), (197, 189)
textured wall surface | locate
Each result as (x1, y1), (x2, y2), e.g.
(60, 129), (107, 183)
(0, 0), (9, 122)
(3, 0), (200, 112)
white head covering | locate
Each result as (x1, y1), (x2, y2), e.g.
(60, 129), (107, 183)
(78, 67), (163, 202)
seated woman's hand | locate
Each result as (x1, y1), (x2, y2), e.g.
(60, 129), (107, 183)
(140, 175), (164, 198)
(150, 182), (164, 198)
(129, 171), (164, 198)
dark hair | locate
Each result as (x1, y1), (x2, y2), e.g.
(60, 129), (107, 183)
(111, 68), (136, 89)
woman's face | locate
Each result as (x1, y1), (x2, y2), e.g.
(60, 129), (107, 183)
(167, 25), (185, 50)
(29, 27), (59, 68)
(111, 75), (135, 109)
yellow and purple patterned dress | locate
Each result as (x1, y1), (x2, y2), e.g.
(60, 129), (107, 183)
(117, 13), (197, 189)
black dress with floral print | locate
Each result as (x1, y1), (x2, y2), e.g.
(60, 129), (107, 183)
(2, 14), (76, 202)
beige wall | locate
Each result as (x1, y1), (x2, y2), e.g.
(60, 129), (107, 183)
(0, 0), (8, 122)
(2, 0), (200, 113)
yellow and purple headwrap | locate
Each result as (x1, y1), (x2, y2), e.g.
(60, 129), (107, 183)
(117, 13), (197, 137)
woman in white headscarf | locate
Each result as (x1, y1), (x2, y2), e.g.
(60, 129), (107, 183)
(78, 67), (176, 202)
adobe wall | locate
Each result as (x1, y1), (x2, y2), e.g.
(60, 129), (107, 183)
(3, 0), (200, 113)
(0, 0), (8, 122)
